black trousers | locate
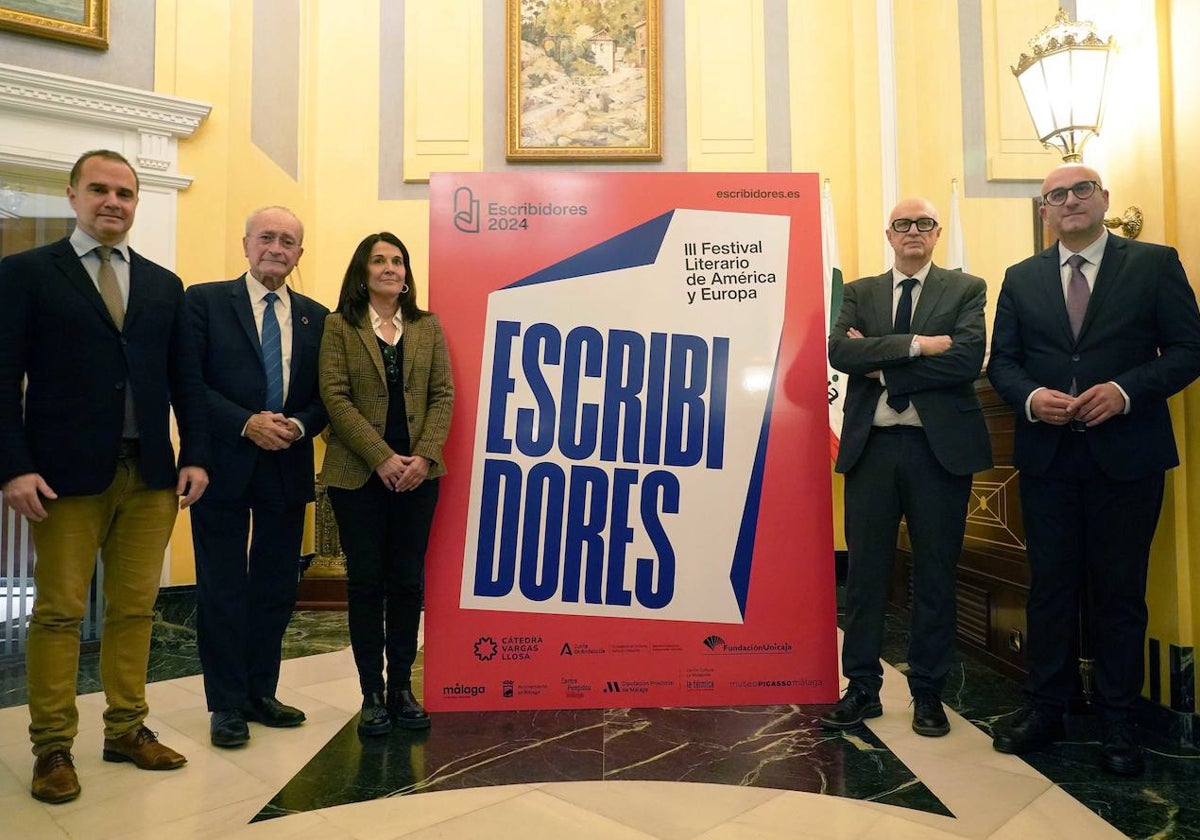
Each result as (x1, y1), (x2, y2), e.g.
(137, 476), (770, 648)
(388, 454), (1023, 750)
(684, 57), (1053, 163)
(192, 457), (305, 712)
(329, 475), (439, 695)
(1019, 431), (1163, 720)
(842, 426), (972, 697)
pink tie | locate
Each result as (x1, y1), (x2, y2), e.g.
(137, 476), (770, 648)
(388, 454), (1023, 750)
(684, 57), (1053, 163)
(1066, 254), (1090, 339)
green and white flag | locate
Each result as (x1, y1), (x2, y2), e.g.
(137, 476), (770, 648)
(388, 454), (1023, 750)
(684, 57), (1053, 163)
(821, 179), (845, 459)
(947, 178), (967, 272)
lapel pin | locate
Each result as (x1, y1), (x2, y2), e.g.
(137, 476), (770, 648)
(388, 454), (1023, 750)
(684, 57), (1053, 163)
(301, 316), (309, 325)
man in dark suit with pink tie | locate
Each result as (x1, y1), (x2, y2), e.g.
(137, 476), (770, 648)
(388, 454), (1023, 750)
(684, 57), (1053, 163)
(988, 164), (1200, 775)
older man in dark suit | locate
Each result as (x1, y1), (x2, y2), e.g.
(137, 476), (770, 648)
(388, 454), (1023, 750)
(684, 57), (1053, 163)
(988, 164), (1200, 775)
(0, 149), (209, 803)
(824, 197), (992, 737)
(185, 206), (328, 749)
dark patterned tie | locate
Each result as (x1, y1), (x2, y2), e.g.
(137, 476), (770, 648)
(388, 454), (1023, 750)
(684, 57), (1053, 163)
(1066, 254), (1090, 339)
(887, 277), (918, 413)
(262, 291), (284, 412)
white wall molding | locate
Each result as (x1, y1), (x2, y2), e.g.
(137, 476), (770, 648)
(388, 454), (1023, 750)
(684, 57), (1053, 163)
(0, 62), (210, 137)
(0, 61), (211, 266)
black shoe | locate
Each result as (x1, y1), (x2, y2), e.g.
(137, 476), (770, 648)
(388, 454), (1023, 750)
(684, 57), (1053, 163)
(358, 693), (392, 736)
(387, 687), (431, 730)
(819, 685), (882, 729)
(1099, 719), (1144, 776)
(210, 710), (250, 748)
(992, 706), (1065, 754)
(244, 696), (306, 728)
(912, 692), (950, 737)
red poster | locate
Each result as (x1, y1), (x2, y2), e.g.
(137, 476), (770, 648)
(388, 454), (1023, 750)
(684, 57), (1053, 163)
(425, 173), (837, 711)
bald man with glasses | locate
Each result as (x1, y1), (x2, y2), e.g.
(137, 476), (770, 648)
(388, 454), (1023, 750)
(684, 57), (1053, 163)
(824, 198), (992, 738)
(988, 164), (1200, 775)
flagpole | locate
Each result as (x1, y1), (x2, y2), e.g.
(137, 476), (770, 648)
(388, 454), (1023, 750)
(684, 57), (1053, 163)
(822, 178), (845, 460)
(947, 177), (967, 273)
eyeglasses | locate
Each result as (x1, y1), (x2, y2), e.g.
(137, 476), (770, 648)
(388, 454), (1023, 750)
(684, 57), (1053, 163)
(1042, 180), (1100, 206)
(890, 217), (938, 233)
(382, 343), (399, 384)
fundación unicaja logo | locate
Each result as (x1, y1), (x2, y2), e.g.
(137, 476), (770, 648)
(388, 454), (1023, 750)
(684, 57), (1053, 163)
(702, 635), (726, 651)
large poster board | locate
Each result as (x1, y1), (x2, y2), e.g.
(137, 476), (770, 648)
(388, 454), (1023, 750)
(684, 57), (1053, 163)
(426, 173), (837, 711)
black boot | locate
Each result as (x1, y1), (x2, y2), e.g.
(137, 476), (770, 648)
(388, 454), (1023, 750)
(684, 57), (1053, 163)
(358, 692), (392, 736)
(387, 687), (431, 730)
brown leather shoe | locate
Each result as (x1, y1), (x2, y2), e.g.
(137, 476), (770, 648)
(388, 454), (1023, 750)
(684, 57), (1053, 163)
(31, 748), (81, 804)
(102, 725), (187, 770)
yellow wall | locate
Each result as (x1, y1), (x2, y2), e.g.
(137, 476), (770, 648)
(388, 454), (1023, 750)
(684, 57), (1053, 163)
(155, 0), (316, 583)
(1170, 0), (1200, 678)
(153, 0), (431, 583)
(143, 0), (1200, 709)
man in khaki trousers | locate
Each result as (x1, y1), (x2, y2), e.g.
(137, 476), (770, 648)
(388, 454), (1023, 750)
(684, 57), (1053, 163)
(0, 149), (209, 803)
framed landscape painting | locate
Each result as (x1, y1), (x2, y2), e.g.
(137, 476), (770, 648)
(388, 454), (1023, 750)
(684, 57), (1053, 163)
(507, 0), (662, 162)
(0, 0), (108, 49)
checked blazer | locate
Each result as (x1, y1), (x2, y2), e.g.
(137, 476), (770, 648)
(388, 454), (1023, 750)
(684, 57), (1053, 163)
(318, 311), (454, 489)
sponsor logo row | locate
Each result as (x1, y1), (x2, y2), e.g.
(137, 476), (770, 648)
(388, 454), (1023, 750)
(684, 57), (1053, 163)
(471, 634), (795, 662)
(438, 675), (825, 701)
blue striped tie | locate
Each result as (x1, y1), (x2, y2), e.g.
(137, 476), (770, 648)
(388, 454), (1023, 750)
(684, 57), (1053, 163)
(261, 291), (284, 412)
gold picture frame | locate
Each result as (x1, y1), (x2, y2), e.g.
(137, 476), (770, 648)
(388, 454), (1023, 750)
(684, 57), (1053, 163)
(507, 0), (661, 162)
(0, 0), (108, 50)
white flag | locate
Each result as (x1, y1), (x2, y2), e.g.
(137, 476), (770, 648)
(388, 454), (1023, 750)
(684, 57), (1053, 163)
(821, 180), (845, 460)
(947, 178), (967, 272)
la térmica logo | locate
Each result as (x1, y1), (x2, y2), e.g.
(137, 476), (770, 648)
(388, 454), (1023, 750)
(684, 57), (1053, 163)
(474, 636), (498, 661)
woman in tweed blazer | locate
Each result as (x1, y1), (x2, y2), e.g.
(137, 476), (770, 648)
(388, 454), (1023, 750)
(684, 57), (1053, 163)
(319, 232), (453, 735)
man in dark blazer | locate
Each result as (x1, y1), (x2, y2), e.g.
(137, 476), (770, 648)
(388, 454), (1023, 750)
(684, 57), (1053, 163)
(824, 197), (992, 737)
(185, 206), (328, 749)
(988, 164), (1200, 775)
(0, 150), (209, 803)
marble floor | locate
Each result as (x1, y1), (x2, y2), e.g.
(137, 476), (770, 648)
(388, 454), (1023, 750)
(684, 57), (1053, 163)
(0, 605), (1196, 839)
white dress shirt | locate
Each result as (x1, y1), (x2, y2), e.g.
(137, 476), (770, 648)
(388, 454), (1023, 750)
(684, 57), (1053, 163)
(873, 261), (932, 427)
(1023, 230), (1130, 420)
(70, 227), (131, 305)
(243, 272), (305, 437)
